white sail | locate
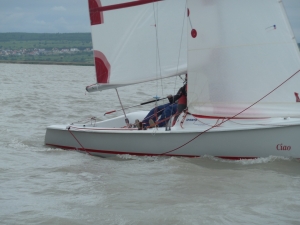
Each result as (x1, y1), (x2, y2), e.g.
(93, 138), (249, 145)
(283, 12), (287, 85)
(187, 0), (300, 118)
(86, 0), (187, 92)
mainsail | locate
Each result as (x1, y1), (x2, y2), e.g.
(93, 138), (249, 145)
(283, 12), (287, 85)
(187, 0), (300, 118)
(86, 0), (187, 92)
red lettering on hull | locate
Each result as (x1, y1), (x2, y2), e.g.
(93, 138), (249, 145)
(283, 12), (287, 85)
(276, 144), (291, 151)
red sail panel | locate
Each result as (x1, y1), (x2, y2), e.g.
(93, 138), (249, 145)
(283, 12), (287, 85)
(94, 50), (111, 83)
(88, 0), (104, 25)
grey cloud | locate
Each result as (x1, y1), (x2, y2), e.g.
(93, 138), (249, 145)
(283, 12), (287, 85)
(0, 0), (90, 33)
(52, 6), (67, 11)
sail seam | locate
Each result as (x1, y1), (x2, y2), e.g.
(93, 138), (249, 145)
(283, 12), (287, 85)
(188, 41), (297, 51)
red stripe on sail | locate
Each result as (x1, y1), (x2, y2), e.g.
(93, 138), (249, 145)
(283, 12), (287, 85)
(88, 0), (104, 25)
(94, 50), (111, 83)
(89, 0), (162, 13)
(294, 92), (300, 102)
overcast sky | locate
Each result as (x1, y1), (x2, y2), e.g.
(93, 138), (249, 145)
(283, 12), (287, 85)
(0, 0), (299, 42)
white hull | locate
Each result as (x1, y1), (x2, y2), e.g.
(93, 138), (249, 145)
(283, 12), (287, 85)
(45, 112), (300, 159)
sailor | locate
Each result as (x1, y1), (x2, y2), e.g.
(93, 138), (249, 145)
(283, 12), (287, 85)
(136, 74), (187, 129)
(172, 73), (187, 121)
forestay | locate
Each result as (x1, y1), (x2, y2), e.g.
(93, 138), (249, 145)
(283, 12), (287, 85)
(86, 0), (187, 92)
(187, 0), (300, 118)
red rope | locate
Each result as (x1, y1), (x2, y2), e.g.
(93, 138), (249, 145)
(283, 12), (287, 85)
(67, 128), (91, 155)
(161, 69), (300, 155)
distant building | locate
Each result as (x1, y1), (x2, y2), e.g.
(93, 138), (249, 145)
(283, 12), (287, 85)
(70, 48), (79, 52)
(61, 49), (70, 53)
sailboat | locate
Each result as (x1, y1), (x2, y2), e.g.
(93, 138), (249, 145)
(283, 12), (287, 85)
(45, 0), (300, 159)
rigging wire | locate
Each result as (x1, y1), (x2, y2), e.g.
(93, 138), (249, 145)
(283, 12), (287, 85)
(151, 1), (187, 100)
(174, 0), (188, 95)
(169, 1), (188, 127)
(115, 88), (130, 127)
(150, 0), (188, 127)
(152, 2), (164, 106)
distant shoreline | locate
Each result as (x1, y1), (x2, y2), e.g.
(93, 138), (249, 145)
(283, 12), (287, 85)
(1, 32), (299, 67)
(0, 60), (94, 66)
(0, 33), (94, 65)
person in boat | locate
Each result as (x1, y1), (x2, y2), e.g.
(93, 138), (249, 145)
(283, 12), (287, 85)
(173, 74), (187, 121)
(136, 74), (187, 129)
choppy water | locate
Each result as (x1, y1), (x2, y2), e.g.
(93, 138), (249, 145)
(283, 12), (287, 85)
(1, 63), (300, 225)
